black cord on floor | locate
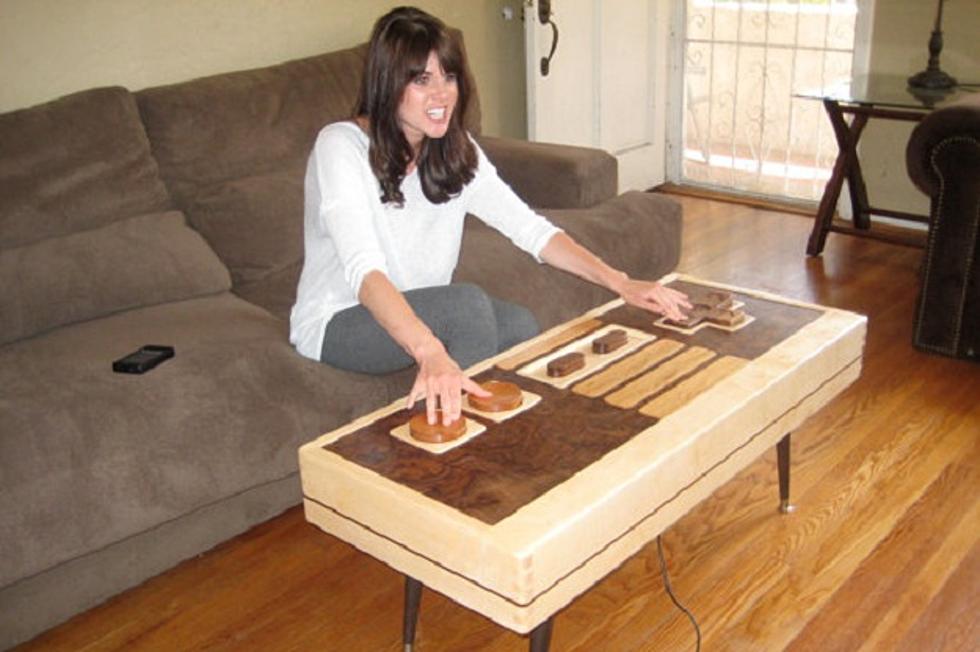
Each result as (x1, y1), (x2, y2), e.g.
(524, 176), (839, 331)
(656, 535), (701, 652)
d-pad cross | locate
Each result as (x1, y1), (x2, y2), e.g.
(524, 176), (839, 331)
(662, 289), (747, 330)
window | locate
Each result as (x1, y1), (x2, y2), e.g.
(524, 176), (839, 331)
(674, 0), (873, 202)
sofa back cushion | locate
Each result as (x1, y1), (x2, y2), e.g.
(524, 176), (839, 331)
(0, 87), (173, 249)
(137, 35), (480, 319)
(0, 86), (231, 344)
(0, 211), (231, 345)
(136, 45), (368, 313)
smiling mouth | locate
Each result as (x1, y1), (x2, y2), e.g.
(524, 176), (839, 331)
(426, 107), (447, 120)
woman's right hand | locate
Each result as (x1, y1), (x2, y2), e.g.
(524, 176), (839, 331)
(355, 272), (490, 425)
(406, 342), (490, 426)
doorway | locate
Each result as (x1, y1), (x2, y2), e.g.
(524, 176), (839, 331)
(672, 0), (873, 203)
(525, 0), (672, 193)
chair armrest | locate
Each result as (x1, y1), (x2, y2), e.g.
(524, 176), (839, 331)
(906, 93), (980, 197)
(476, 135), (618, 209)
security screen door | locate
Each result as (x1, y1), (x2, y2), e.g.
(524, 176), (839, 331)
(676, 0), (870, 202)
(524, 0), (672, 193)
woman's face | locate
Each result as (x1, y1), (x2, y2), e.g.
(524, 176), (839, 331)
(397, 50), (458, 151)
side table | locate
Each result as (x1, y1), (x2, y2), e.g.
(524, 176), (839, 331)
(797, 74), (972, 255)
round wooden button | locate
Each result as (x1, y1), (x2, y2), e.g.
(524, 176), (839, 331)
(408, 411), (467, 443)
(466, 380), (523, 412)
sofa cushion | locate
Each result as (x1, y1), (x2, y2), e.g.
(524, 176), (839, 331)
(235, 260), (304, 323)
(0, 86), (172, 249)
(0, 293), (413, 589)
(477, 136), (618, 209)
(0, 211), (231, 345)
(137, 36), (481, 198)
(137, 46), (371, 309)
(136, 34), (481, 313)
(137, 45), (370, 196)
(178, 164), (305, 290)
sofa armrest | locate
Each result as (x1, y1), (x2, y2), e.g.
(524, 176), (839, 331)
(455, 191), (681, 330)
(906, 92), (980, 197)
(476, 135), (618, 210)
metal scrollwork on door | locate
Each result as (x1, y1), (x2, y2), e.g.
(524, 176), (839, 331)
(680, 0), (861, 201)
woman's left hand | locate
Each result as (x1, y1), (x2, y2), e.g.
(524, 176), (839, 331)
(538, 232), (691, 321)
(616, 278), (691, 321)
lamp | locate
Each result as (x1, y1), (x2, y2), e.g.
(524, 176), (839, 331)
(908, 0), (958, 90)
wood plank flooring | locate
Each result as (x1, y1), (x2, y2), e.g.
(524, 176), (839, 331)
(16, 196), (979, 651)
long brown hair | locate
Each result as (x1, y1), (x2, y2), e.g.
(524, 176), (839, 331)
(356, 6), (477, 206)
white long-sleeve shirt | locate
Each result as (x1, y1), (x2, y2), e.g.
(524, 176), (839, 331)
(289, 121), (562, 360)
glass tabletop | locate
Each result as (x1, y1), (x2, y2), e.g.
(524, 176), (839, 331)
(795, 73), (976, 111)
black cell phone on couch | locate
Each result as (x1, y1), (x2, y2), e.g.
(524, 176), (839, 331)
(112, 345), (175, 374)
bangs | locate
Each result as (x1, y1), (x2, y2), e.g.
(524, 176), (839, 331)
(433, 33), (464, 76)
(400, 28), (463, 81)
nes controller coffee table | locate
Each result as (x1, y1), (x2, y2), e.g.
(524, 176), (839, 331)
(299, 274), (867, 650)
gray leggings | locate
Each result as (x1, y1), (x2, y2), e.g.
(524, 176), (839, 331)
(320, 283), (540, 374)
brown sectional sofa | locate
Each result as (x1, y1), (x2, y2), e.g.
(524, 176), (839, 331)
(0, 39), (681, 648)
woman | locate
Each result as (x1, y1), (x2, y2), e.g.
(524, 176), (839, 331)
(290, 6), (689, 428)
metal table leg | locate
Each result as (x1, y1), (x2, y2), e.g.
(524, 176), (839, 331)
(403, 576), (423, 652)
(529, 617), (554, 652)
(777, 433), (795, 514)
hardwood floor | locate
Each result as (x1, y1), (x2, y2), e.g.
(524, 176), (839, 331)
(17, 196), (979, 651)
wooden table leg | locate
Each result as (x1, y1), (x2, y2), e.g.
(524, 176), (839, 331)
(827, 105), (872, 231)
(529, 617), (554, 652)
(807, 100), (870, 255)
(403, 576), (423, 652)
(404, 576), (553, 651)
(777, 434), (795, 514)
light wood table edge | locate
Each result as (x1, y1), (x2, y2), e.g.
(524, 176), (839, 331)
(298, 274), (868, 635)
(300, 310), (865, 614)
(298, 451), (521, 599)
(302, 356), (863, 634)
(511, 357), (864, 630)
(494, 310), (867, 597)
(301, 497), (542, 634)
(672, 272), (854, 314)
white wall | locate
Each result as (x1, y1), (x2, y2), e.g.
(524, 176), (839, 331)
(862, 0), (980, 215)
(4, 0), (977, 203)
(0, 0), (528, 138)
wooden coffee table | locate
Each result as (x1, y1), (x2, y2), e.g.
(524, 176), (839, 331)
(299, 274), (866, 650)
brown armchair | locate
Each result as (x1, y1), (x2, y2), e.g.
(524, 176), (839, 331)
(906, 92), (980, 362)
